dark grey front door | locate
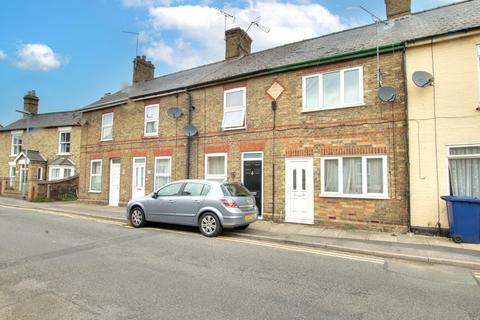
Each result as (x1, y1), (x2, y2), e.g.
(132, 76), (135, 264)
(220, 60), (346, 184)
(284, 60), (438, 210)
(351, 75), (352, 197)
(243, 160), (262, 216)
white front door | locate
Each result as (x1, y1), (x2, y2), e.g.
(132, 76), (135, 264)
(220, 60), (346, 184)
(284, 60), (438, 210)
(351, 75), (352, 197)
(132, 158), (146, 199)
(19, 164), (27, 193)
(109, 159), (121, 206)
(285, 157), (314, 224)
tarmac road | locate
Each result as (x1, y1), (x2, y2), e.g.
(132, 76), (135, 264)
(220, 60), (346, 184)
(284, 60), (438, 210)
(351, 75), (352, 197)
(0, 206), (479, 320)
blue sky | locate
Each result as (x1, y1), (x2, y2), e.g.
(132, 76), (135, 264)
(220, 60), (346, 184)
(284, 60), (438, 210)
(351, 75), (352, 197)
(0, 0), (457, 125)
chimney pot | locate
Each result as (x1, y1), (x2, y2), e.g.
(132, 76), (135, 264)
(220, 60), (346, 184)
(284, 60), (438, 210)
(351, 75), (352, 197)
(225, 27), (252, 60)
(133, 56), (155, 83)
(23, 90), (39, 115)
(385, 0), (411, 19)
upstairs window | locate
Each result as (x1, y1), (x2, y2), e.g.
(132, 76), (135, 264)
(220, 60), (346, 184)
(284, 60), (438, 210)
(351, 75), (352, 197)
(222, 87), (246, 130)
(58, 128), (71, 154)
(101, 113), (113, 141)
(303, 67), (363, 111)
(11, 131), (22, 156)
(144, 105), (159, 136)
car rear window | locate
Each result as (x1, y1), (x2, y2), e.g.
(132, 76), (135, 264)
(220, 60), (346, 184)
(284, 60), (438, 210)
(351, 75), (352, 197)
(222, 183), (250, 196)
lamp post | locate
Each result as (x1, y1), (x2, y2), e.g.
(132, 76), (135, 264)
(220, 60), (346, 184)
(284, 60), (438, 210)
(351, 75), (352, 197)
(15, 109), (32, 199)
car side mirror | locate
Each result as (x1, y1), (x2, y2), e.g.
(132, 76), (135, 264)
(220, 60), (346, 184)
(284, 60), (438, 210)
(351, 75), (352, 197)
(250, 191), (257, 196)
(152, 192), (158, 199)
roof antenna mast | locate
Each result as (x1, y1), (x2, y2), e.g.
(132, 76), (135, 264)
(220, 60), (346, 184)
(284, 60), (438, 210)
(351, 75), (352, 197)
(237, 16), (270, 55)
(216, 8), (236, 39)
(122, 30), (140, 57)
(358, 6), (389, 88)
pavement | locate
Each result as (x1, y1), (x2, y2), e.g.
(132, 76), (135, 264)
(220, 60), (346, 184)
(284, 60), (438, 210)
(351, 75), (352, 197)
(1, 196), (480, 269)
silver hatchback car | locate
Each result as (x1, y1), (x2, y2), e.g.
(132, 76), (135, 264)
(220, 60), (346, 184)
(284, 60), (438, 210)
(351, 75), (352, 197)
(126, 180), (259, 237)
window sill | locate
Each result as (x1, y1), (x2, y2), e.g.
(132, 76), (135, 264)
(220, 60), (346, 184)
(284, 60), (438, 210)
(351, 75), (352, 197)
(320, 193), (389, 200)
(222, 126), (246, 131)
(57, 153), (71, 156)
(143, 135), (159, 140)
(100, 139), (113, 142)
(302, 103), (365, 113)
(89, 190), (102, 194)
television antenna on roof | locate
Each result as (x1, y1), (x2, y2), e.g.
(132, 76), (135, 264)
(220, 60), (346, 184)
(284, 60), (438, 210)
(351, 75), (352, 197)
(122, 30), (140, 57)
(246, 16), (270, 34)
(216, 8), (236, 38)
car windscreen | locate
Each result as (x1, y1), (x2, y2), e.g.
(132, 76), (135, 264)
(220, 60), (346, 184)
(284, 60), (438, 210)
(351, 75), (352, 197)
(222, 183), (251, 197)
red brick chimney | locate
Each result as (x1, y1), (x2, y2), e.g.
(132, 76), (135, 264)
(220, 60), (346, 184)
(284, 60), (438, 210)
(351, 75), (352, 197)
(133, 56), (155, 83)
(385, 0), (411, 19)
(23, 90), (39, 115)
(225, 28), (252, 60)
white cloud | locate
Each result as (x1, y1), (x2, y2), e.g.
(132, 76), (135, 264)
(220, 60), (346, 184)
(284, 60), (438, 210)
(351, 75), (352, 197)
(0, 50), (6, 60)
(15, 43), (66, 71)
(140, 1), (348, 70)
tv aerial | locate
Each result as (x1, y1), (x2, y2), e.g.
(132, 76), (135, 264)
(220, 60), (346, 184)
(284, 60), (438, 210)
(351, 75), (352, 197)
(412, 71), (434, 87)
(246, 16), (270, 34)
(217, 8), (236, 37)
(122, 30), (140, 57)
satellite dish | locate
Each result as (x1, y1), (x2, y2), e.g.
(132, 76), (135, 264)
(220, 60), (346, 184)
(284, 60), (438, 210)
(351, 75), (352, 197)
(412, 71), (434, 87)
(167, 107), (183, 119)
(378, 86), (397, 102)
(183, 124), (198, 137)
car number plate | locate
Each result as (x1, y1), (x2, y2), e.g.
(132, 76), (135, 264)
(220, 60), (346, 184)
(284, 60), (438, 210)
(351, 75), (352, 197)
(244, 214), (255, 221)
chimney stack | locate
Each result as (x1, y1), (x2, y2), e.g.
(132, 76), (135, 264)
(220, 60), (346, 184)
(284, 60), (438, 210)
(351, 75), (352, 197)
(23, 90), (39, 115)
(133, 56), (155, 83)
(225, 28), (252, 60)
(385, 0), (411, 19)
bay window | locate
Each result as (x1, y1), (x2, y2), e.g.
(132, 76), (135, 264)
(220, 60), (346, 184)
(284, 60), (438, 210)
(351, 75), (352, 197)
(321, 155), (388, 198)
(49, 166), (75, 181)
(448, 145), (480, 198)
(222, 87), (246, 130)
(303, 66), (363, 111)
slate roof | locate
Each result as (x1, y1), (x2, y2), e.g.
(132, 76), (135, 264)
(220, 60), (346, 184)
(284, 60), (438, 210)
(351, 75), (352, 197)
(0, 111), (82, 132)
(15, 150), (47, 162)
(50, 157), (75, 166)
(81, 0), (480, 111)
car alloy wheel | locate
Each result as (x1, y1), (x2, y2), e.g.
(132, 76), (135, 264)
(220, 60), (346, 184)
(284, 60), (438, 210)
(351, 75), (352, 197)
(130, 208), (145, 228)
(200, 213), (222, 237)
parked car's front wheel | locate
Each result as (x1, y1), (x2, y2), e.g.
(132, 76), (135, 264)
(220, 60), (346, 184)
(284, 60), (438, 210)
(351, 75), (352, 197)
(130, 207), (146, 228)
(199, 213), (222, 237)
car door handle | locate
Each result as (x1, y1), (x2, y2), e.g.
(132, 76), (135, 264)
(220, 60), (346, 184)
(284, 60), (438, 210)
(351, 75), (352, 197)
(168, 200), (175, 203)
(192, 200), (201, 203)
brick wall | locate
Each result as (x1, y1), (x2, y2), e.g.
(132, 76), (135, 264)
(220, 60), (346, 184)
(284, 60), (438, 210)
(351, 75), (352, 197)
(79, 51), (408, 227)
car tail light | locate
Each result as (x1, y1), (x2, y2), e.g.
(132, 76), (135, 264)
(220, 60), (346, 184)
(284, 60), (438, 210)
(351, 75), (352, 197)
(221, 197), (238, 208)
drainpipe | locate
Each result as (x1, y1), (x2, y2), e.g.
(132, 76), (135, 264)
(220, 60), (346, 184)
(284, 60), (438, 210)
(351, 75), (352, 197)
(271, 101), (277, 222)
(186, 91), (193, 179)
(402, 46), (412, 232)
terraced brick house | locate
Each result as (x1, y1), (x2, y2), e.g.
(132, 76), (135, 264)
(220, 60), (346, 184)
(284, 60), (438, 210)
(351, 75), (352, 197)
(0, 91), (82, 200)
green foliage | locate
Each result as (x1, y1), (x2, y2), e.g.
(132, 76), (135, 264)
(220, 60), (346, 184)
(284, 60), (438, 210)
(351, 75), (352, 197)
(32, 195), (51, 202)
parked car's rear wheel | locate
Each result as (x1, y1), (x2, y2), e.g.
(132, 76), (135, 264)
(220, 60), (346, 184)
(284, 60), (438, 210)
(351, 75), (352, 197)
(130, 207), (146, 228)
(234, 224), (249, 231)
(199, 213), (222, 237)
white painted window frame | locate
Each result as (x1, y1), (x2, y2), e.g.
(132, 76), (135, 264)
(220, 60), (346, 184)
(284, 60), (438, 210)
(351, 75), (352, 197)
(10, 131), (23, 156)
(222, 87), (246, 130)
(37, 167), (43, 180)
(205, 153), (228, 181)
(101, 113), (114, 141)
(58, 127), (72, 155)
(89, 160), (102, 193)
(477, 45), (480, 101)
(9, 164), (16, 188)
(144, 104), (159, 137)
(446, 143), (480, 195)
(320, 155), (388, 199)
(48, 165), (75, 181)
(154, 156), (172, 191)
(302, 66), (364, 112)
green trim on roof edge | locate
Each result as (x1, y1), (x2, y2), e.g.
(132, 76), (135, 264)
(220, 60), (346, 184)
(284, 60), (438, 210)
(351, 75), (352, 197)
(268, 42), (406, 74)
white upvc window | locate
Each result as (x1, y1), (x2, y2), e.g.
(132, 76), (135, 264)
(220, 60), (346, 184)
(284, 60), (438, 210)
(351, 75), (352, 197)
(477, 45), (480, 100)
(321, 155), (388, 199)
(205, 153), (227, 182)
(222, 87), (246, 130)
(48, 166), (75, 181)
(37, 167), (43, 180)
(144, 104), (159, 136)
(11, 131), (23, 156)
(9, 165), (16, 189)
(89, 160), (102, 192)
(154, 157), (172, 191)
(303, 66), (364, 112)
(58, 127), (71, 155)
(447, 144), (480, 198)
(101, 113), (113, 141)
